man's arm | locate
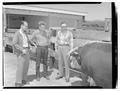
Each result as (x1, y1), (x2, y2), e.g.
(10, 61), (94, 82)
(47, 30), (51, 46)
(30, 31), (38, 46)
(12, 32), (23, 52)
(70, 31), (73, 50)
(55, 31), (60, 51)
(67, 31), (74, 55)
(30, 31), (35, 42)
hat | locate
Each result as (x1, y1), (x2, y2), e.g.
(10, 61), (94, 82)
(61, 23), (67, 27)
(38, 21), (46, 26)
(60, 21), (67, 27)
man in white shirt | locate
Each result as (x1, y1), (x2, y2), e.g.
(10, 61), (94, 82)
(19, 29), (28, 48)
(55, 22), (73, 82)
(13, 21), (30, 87)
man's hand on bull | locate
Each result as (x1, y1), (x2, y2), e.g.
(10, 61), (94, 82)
(22, 49), (27, 54)
(29, 40), (35, 46)
(70, 56), (81, 69)
(67, 49), (73, 56)
(67, 47), (79, 56)
(70, 51), (79, 57)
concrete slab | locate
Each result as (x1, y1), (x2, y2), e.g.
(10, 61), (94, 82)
(3, 52), (86, 87)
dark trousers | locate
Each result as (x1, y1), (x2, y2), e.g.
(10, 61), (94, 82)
(50, 43), (55, 67)
(36, 46), (48, 78)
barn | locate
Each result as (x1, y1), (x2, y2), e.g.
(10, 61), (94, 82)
(3, 5), (87, 33)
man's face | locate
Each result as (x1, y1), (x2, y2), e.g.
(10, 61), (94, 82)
(61, 24), (67, 31)
(22, 22), (28, 32)
(39, 24), (46, 31)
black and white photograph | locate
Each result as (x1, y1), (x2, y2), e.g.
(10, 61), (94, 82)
(2, 2), (118, 88)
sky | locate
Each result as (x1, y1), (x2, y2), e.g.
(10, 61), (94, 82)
(31, 2), (111, 21)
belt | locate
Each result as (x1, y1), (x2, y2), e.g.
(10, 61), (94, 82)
(37, 45), (48, 47)
(58, 44), (69, 46)
(23, 47), (29, 49)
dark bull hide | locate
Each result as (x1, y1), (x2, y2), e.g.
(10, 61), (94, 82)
(70, 42), (112, 88)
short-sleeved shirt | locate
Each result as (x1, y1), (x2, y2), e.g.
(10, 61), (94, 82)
(56, 30), (73, 49)
(31, 30), (49, 46)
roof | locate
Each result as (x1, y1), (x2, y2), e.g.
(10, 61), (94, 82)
(3, 5), (87, 16)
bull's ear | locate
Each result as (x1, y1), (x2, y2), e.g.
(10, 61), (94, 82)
(74, 51), (79, 54)
(70, 51), (78, 56)
(70, 52), (74, 56)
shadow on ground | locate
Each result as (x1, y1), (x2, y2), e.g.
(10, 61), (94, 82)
(27, 70), (53, 82)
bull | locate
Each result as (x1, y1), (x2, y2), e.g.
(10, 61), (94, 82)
(70, 42), (112, 88)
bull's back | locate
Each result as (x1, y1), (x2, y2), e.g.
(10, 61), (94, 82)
(80, 42), (112, 88)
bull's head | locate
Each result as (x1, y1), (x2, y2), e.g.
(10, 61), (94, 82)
(69, 48), (81, 69)
(69, 48), (96, 86)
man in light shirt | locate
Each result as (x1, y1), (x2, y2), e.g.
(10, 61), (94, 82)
(55, 22), (73, 82)
(13, 21), (30, 87)
(31, 21), (50, 81)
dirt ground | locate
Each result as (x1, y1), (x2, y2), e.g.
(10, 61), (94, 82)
(3, 52), (88, 87)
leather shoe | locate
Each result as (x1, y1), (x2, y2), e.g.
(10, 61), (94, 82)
(65, 78), (70, 82)
(55, 76), (63, 80)
(22, 80), (29, 85)
(22, 80), (27, 85)
(15, 83), (23, 87)
(36, 77), (40, 81)
(44, 76), (50, 80)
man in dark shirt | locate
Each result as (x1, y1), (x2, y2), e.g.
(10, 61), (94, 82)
(31, 21), (50, 81)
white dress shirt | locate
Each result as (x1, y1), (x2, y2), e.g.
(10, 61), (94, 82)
(19, 29), (28, 48)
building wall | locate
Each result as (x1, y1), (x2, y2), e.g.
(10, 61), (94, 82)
(49, 14), (84, 28)
(7, 14), (22, 29)
(6, 14), (49, 29)
(104, 18), (111, 32)
(5, 8), (85, 33)
(49, 16), (75, 28)
(25, 15), (49, 29)
(5, 8), (85, 29)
